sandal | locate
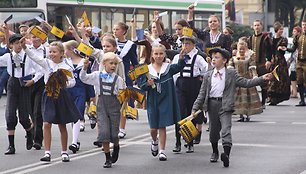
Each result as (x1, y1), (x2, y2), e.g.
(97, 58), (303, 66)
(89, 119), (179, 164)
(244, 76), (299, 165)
(151, 140), (159, 157)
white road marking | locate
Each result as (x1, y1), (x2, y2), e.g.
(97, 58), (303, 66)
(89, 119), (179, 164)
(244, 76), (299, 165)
(300, 170), (306, 174)
(292, 122), (306, 125)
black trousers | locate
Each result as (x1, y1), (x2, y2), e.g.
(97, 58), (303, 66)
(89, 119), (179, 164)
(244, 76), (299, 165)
(5, 77), (32, 130)
(31, 78), (44, 144)
(175, 77), (202, 146)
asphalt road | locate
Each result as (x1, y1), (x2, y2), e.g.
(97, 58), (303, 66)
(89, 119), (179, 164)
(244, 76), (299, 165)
(0, 96), (306, 174)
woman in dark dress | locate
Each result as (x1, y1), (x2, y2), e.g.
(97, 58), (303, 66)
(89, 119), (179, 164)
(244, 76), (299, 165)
(267, 22), (290, 105)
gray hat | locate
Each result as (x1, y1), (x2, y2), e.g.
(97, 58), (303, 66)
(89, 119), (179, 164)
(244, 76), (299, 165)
(180, 36), (196, 44)
(9, 34), (22, 44)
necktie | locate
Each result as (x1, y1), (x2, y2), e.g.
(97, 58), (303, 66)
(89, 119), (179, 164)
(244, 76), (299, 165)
(214, 71), (222, 80)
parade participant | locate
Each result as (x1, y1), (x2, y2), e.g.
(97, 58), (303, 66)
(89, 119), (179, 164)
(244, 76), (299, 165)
(192, 47), (273, 167)
(23, 40), (80, 162)
(28, 26), (49, 150)
(228, 40), (263, 122)
(172, 31), (208, 153)
(287, 26), (302, 98)
(287, 19), (306, 106)
(89, 36), (125, 147)
(267, 22), (290, 105)
(187, 5), (232, 59)
(223, 26), (234, 36)
(138, 44), (186, 161)
(248, 19), (272, 107)
(80, 52), (126, 168)
(0, 28), (10, 98)
(113, 22), (138, 138)
(64, 40), (95, 153)
(0, 34), (38, 155)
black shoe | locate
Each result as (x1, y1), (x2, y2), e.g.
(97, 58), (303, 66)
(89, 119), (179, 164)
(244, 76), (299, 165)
(237, 118), (245, 122)
(172, 145), (181, 153)
(69, 143), (79, 154)
(111, 145), (120, 163)
(210, 153), (219, 162)
(4, 146), (15, 155)
(89, 117), (97, 129)
(186, 145), (194, 153)
(221, 153), (229, 167)
(40, 153), (51, 162)
(33, 143), (42, 150)
(93, 141), (102, 147)
(26, 135), (33, 150)
(103, 160), (112, 168)
(296, 101), (306, 106)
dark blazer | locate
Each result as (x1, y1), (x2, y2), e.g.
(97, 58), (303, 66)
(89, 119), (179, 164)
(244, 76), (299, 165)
(192, 68), (265, 112)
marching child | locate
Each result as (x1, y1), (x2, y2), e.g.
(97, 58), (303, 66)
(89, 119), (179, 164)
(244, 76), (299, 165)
(80, 52), (126, 168)
(138, 44), (186, 161)
(192, 47), (273, 167)
(22, 40), (81, 162)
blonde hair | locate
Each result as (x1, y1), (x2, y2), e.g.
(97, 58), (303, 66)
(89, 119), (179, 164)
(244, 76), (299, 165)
(150, 44), (166, 63)
(63, 40), (78, 50)
(50, 41), (65, 58)
(237, 40), (248, 48)
(102, 52), (120, 64)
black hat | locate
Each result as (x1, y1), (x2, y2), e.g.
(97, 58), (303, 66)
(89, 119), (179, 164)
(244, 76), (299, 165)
(9, 34), (22, 44)
(209, 47), (230, 60)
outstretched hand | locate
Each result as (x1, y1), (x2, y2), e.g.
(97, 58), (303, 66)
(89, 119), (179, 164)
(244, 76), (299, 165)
(262, 73), (273, 81)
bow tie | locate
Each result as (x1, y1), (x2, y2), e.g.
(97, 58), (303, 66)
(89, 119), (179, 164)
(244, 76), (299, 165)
(100, 73), (113, 82)
(214, 71), (223, 80)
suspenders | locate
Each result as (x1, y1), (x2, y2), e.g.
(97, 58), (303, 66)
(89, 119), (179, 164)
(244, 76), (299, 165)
(99, 74), (119, 96)
(10, 52), (27, 78)
(179, 54), (197, 77)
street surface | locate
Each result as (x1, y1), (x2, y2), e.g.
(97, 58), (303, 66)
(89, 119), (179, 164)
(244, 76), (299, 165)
(0, 96), (306, 174)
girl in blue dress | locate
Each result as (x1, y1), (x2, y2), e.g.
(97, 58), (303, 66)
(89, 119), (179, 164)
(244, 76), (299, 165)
(138, 44), (186, 161)
(64, 40), (95, 153)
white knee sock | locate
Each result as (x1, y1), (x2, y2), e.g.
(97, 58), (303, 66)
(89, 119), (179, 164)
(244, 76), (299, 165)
(72, 120), (80, 145)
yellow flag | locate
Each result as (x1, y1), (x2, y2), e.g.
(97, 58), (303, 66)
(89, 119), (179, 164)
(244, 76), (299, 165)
(30, 26), (47, 41)
(182, 27), (193, 37)
(82, 11), (90, 26)
(77, 42), (93, 56)
(272, 65), (279, 81)
(50, 26), (65, 39)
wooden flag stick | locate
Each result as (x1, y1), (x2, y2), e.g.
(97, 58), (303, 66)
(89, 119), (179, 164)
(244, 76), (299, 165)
(146, 72), (156, 88)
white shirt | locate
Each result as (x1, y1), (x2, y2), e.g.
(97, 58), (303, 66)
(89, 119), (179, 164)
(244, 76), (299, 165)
(172, 48), (208, 82)
(24, 48), (75, 87)
(28, 44), (49, 82)
(209, 67), (226, 98)
(0, 50), (38, 79)
(79, 69), (126, 95)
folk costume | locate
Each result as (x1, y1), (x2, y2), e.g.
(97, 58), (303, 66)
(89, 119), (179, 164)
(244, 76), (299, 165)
(287, 32), (306, 106)
(267, 36), (290, 105)
(228, 50), (263, 118)
(248, 32), (272, 106)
